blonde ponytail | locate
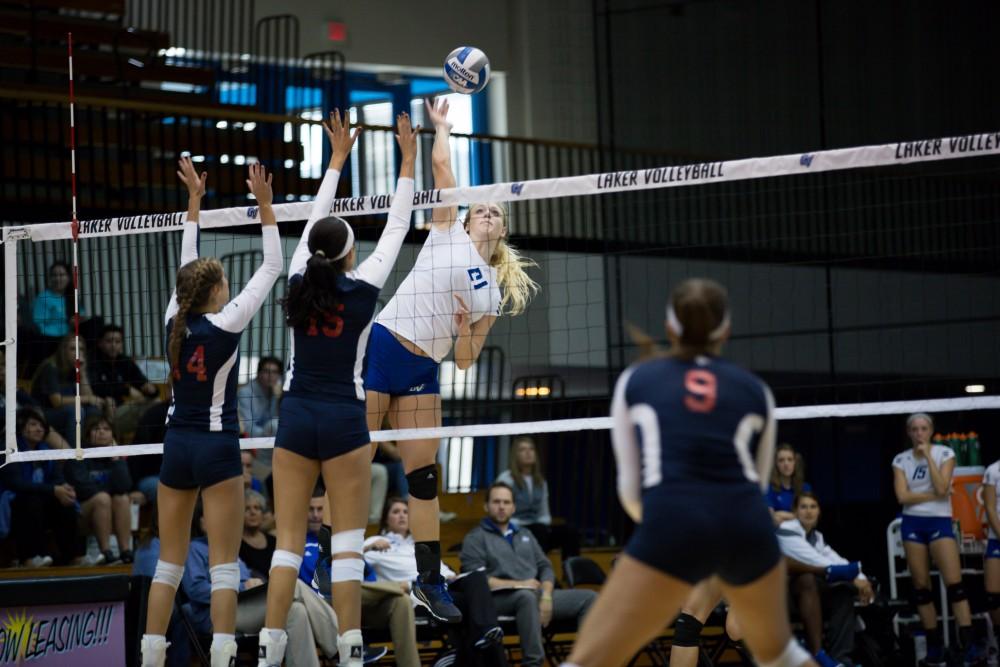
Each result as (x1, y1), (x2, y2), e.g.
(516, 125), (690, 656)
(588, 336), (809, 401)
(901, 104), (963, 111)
(491, 239), (538, 316)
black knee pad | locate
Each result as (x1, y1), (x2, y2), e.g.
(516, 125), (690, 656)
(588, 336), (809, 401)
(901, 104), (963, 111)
(947, 582), (968, 604)
(912, 587), (935, 607)
(987, 593), (1000, 611)
(672, 612), (704, 648)
(406, 464), (439, 501)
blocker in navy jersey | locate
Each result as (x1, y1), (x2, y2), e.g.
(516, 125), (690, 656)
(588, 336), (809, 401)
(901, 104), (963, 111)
(611, 354), (779, 585)
(276, 169), (414, 461)
(160, 220), (283, 489)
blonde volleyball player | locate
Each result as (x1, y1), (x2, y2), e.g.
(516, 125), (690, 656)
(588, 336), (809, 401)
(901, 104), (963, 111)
(142, 159), (283, 667)
(365, 97), (537, 621)
(257, 110), (418, 667)
(562, 278), (816, 667)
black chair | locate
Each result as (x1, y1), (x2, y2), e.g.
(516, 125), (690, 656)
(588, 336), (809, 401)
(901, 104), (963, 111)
(562, 556), (606, 588)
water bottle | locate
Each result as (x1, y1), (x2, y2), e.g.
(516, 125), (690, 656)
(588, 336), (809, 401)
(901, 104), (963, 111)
(970, 431), (982, 467)
(958, 434), (969, 467)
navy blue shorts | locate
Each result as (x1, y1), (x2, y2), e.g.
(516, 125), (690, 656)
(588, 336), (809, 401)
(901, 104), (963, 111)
(900, 515), (956, 545)
(159, 428), (241, 490)
(986, 539), (1000, 559)
(274, 394), (370, 460)
(364, 323), (440, 396)
(625, 486), (781, 586)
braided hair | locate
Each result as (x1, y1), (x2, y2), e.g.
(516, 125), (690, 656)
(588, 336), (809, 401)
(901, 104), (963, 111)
(168, 257), (224, 379)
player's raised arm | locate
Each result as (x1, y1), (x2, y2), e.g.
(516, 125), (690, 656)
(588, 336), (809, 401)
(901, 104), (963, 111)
(425, 97), (459, 230)
(288, 110), (360, 277)
(353, 112), (418, 289)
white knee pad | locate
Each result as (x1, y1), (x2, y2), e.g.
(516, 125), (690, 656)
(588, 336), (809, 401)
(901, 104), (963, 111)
(757, 639), (812, 667)
(331, 557), (365, 583)
(269, 549), (303, 574)
(209, 562), (241, 592)
(152, 560), (184, 590)
(330, 528), (365, 556)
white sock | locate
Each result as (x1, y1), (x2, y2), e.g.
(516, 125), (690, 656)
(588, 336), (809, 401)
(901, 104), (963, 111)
(210, 633), (237, 667)
(140, 634), (168, 667)
(258, 628), (288, 667)
(338, 628), (364, 667)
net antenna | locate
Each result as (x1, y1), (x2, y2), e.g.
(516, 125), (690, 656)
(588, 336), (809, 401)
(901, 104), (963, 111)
(67, 32), (83, 460)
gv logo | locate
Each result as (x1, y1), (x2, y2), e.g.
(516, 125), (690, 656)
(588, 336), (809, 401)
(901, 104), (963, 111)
(510, 183), (524, 195)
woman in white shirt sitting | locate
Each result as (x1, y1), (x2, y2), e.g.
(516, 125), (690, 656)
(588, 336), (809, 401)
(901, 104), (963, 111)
(364, 498), (506, 666)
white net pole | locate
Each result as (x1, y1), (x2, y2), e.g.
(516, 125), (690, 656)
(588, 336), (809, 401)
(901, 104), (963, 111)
(3, 230), (19, 456)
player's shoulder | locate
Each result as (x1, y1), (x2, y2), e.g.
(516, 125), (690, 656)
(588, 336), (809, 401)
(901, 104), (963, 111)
(892, 450), (912, 468)
(930, 444), (955, 461)
(985, 460), (1000, 482)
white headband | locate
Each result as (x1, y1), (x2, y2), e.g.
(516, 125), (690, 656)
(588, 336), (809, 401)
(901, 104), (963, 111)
(315, 219), (354, 261)
(666, 304), (731, 342)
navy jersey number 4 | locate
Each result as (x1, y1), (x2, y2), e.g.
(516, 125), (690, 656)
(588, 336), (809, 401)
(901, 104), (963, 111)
(610, 355), (777, 519)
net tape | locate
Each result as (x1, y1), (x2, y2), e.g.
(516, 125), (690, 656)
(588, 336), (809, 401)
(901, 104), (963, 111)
(6, 395), (999, 462)
(4, 129), (1000, 462)
(4, 129), (999, 243)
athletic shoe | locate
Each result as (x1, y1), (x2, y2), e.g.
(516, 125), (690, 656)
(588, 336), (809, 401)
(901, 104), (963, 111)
(411, 577), (463, 623)
(814, 649), (844, 667)
(965, 639), (988, 667)
(919, 645), (947, 667)
(824, 562), (860, 583)
(26, 555), (53, 568)
(474, 625), (504, 650)
(431, 651), (456, 667)
(78, 552), (107, 567)
(103, 550), (122, 565)
(363, 645), (388, 664)
(119, 550), (134, 564)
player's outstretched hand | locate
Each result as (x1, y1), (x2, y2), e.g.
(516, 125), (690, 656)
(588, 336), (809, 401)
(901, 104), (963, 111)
(176, 156), (207, 198)
(424, 97), (452, 129)
(395, 112), (419, 163)
(322, 108), (362, 163)
(246, 163), (273, 207)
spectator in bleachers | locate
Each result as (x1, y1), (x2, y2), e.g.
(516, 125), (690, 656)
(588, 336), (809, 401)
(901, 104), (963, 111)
(305, 489), (419, 667)
(241, 450), (265, 494)
(127, 399), (169, 506)
(0, 348), (70, 450)
(777, 491), (872, 667)
(767, 443), (811, 525)
(495, 436), (581, 560)
(64, 415), (134, 565)
(237, 356), (282, 476)
(0, 410), (80, 566)
(365, 497), (506, 666)
(182, 501), (337, 667)
(373, 439), (409, 499)
(131, 512), (190, 667)
(88, 324), (159, 438)
(31, 261), (74, 346)
(893, 412), (984, 665)
(461, 482), (595, 667)
(240, 488), (276, 579)
(31, 334), (110, 442)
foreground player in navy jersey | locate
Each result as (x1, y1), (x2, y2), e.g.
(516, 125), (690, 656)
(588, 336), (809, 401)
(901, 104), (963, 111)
(563, 278), (816, 667)
(141, 158), (283, 667)
(257, 110), (418, 667)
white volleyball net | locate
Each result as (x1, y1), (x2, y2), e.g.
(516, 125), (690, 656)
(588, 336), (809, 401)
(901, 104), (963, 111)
(3, 128), (1000, 523)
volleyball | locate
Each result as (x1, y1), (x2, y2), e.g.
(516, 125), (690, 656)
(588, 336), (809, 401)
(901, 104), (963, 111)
(443, 46), (491, 94)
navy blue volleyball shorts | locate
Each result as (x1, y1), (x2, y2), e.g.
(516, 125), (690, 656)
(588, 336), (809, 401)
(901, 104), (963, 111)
(159, 428), (242, 490)
(625, 485), (781, 586)
(274, 394), (370, 461)
(364, 323), (440, 396)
